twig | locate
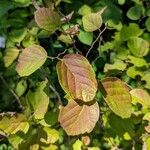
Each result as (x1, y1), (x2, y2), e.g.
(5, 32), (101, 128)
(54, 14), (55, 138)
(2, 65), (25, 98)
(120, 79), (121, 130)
(86, 27), (107, 58)
(49, 84), (62, 105)
(47, 48), (71, 60)
(0, 75), (23, 110)
(32, 0), (40, 9)
(39, 68), (63, 105)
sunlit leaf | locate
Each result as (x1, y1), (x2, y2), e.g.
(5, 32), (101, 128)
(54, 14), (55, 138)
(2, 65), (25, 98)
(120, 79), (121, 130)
(142, 73), (150, 89)
(4, 47), (20, 67)
(100, 77), (132, 118)
(56, 54), (97, 103)
(41, 127), (59, 144)
(128, 37), (149, 57)
(130, 89), (150, 106)
(0, 113), (29, 135)
(16, 45), (47, 76)
(26, 81), (49, 120)
(78, 5), (92, 16)
(104, 60), (127, 72)
(34, 7), (61, 32)
(58, 34), (73, 44)
(120, 23), (143, 41)
(127, 66), (144, 79)
(73, 139), (83, 150)
(58, 101), (99, 135)
(127, 55), (148, 67)
(82, 12), (102, 32)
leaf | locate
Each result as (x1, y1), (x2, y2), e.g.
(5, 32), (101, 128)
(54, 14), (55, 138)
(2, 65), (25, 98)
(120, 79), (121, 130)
(4, 47), (20, 67)
(58, 101), (99, 135)
(9, 28), (27, 43)
(120, 23), (143, 41)
(41, 145), (58, 150)
(142, 73), (150, 89)
(127, 37), (149, 57)
(127, 5), (144, 20)
(78, 5), (92, 16)
(145, 17), (150, 32)
(108, 113), (134, 138)
(77, 29), (93, 46)
(127, 55), (148, 67)
(127, 66), (144, 79)
(56, 54), (97, 103)
(34, 7), (61, 32)
(15, 79), (27, 97)
(0, 113), (29, 135)
(58, 34), (73, 44)
(82, 12), (102, 32)
(26, 84), (49, 120)
(130, 89), (150, 106)
(73, 139), (83, 150)
(100, 77), (132, 118)
(16, 45), (47, 76)
(41, 127), (59, 144)
(104, 60), (127, 72)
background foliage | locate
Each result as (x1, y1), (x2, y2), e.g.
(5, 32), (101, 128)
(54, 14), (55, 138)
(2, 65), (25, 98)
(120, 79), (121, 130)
(0, 0), (150, 149)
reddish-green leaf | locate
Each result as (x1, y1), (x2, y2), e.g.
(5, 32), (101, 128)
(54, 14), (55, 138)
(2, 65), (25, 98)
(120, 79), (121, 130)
(34, 7), (61, 32)
(16, 45), (47, 76)
(100, 77), (132, 118)
(58, 101), (99, 135)
(56, 54), (97, 102)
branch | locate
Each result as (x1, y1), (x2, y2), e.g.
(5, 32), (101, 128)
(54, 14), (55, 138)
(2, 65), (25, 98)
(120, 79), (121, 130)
(32, 0), (40, 9)
(86, 27), (107, 58)
(0, 75), (23, 110)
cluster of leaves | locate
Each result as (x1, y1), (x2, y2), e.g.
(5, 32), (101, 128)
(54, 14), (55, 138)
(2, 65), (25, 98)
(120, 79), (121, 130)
(0, 0), (150, 149)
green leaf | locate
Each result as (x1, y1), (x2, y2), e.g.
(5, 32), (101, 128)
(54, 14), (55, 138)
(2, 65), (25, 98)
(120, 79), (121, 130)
(104, 59), (127, 72)
(130, 89), (150, 107)
(127, 37), (149, 57)
(127, 5), (144, 20)
(56, 54), (97, 103)
(41, 127), (59, 144)
(108, 113), (134, 138)
(9, 28), (28, 43)
(4, 47), (20, 67)
(34, 7), (61, 32)
(127, 66), (144, 79)
(145, 17), (150, 32)
(15, 79), (27, 97)
(0, 113), (29, 135)
(73, 139), (83, 150)
(26, 85), (49, 120)
(59, 101), (99, 135)
(82, 12), (102, 32)
(77, 29), (93, 46)
(118, 0), (126, 5)
(98, 42), (114, 52)
(142, 73), (150, 89)
(100, 77), (132, 118)
(8, 134), (24, 149)
(0, 0), (14, 18)
(16, 45), (47, 76)
(120, 23), (143, 41)
(127, 55), (148, 67)
(78, 5), (92, 16)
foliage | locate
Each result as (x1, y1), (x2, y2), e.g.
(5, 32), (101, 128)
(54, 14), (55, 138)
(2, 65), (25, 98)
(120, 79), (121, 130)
(0, 0), (150, 149)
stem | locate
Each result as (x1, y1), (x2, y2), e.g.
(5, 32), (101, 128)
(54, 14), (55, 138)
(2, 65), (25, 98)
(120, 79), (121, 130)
(86, 27), (107, 58)
(32, 0), (40, 9)
(0, 75), (23, 110)
(49, 84), (62, 105)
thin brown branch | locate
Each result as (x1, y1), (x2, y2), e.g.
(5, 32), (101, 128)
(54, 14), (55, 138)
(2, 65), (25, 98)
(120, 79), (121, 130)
(0, 75), (23, 110)
(86, 27), (107, 58)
